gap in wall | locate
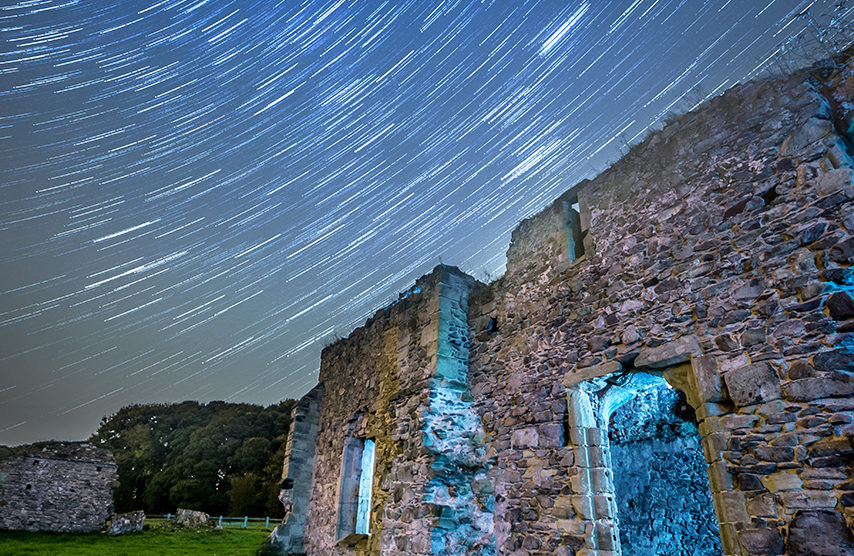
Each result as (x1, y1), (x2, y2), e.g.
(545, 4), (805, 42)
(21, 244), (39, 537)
(608, 380), (721, 555)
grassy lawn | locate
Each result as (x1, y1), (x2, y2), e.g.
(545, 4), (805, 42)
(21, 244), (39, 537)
(0, 525), (271, 555)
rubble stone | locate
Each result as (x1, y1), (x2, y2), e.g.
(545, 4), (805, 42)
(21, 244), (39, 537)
(724, 362), (782, 407)
(174, 508), (210, 528)
(107, 511), (145, 535)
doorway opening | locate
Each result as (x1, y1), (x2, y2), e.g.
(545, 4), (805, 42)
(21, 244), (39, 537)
(568, 370), (722, 555)
(608, 375), (720, 554)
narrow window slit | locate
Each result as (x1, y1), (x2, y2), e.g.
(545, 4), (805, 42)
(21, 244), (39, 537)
(564, 198), (587, 261)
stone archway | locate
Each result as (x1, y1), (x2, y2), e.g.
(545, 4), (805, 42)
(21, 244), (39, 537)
(563, 339), (738, 555)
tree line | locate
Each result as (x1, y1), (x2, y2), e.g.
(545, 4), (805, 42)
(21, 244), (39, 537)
(91, 399), (296, 517)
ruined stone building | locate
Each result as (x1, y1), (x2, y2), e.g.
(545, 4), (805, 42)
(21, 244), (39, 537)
(266, 53), (854, 555)
(0, 441), (117, 532)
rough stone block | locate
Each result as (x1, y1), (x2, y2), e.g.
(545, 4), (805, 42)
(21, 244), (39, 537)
(782, 491), (837, 510)
(783, 377), (854, 401)
(738, 528), (784, 555)
(747, 493), (778, 518)
(175, 508), (210, 528)
(825, 291), (854, 320)
(107, 511), (145, 536)
(818, 167), (853, 195)
(724, 362), (782, 407)
(692, 354), (725, 403)
(538, 423), (563, 448)
(635, 335), (701, 368)
(780, 117), (834, 156)
(813, 349), (854, 372)
(786, 510), (854, 555)
(511, 427), (539, 449)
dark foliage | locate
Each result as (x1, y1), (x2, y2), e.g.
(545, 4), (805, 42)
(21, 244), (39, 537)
(90, 399), (296, 517)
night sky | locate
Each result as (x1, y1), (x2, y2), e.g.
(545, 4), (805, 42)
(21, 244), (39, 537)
(2, 0), (850, 446)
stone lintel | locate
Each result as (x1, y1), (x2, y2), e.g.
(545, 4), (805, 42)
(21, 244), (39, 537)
(634, 335), (701, 369)
(564, 361), (622, 388)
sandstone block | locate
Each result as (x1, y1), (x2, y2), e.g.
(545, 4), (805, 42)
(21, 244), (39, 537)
(564, 361), (621, 388)
(724, 362), (782, 407)
(692, 354), (725, 403)
(715, 490), (749, 523)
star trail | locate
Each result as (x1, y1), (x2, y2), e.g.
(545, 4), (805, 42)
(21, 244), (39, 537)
(1, 0), (851, 445)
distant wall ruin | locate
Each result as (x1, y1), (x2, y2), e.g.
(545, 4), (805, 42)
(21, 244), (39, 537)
(0, 442), (117, 532)
(271, 52), (854, 555)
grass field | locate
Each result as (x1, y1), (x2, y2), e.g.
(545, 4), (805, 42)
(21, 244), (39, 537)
(0, 524), (271, 555)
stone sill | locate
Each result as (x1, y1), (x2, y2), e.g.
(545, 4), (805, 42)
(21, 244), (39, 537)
(336, 532), (369, 548)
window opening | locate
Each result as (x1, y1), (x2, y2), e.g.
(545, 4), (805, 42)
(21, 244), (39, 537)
(337, 437), (376, 542)
(355, 439), (375, 535)
(564, 199), (586, 261)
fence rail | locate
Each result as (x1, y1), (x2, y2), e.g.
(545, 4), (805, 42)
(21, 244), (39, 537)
(148, 513), (278, 530)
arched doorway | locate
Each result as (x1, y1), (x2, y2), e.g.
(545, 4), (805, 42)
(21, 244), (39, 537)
(566, 367), (723, 555)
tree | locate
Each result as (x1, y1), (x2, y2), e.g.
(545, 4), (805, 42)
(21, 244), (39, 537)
(91, 399), (296, 516)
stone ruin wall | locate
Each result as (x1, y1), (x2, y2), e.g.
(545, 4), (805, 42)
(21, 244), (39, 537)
(0, 442), (117, 532)
(467, 53), (854, 555)
(271, 383), (324, 553)
(295, 267), (484, 555)
(274, 53), (854, 556)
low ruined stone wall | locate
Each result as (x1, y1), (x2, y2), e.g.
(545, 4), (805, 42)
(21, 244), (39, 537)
(0, 442), (116, 532)
(467, 52), (854, 555)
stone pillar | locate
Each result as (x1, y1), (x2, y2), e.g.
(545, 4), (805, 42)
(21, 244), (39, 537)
(422, 267), (494, 554)
(566, 389), (620, 556)
(266, 384), (323, 554)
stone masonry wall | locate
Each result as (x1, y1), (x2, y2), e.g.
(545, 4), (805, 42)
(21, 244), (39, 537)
(302, 266), (481, 555)
(268, 383), (323, 554)
(0, 442), (116, 532)
(468, 52), (854, 555)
